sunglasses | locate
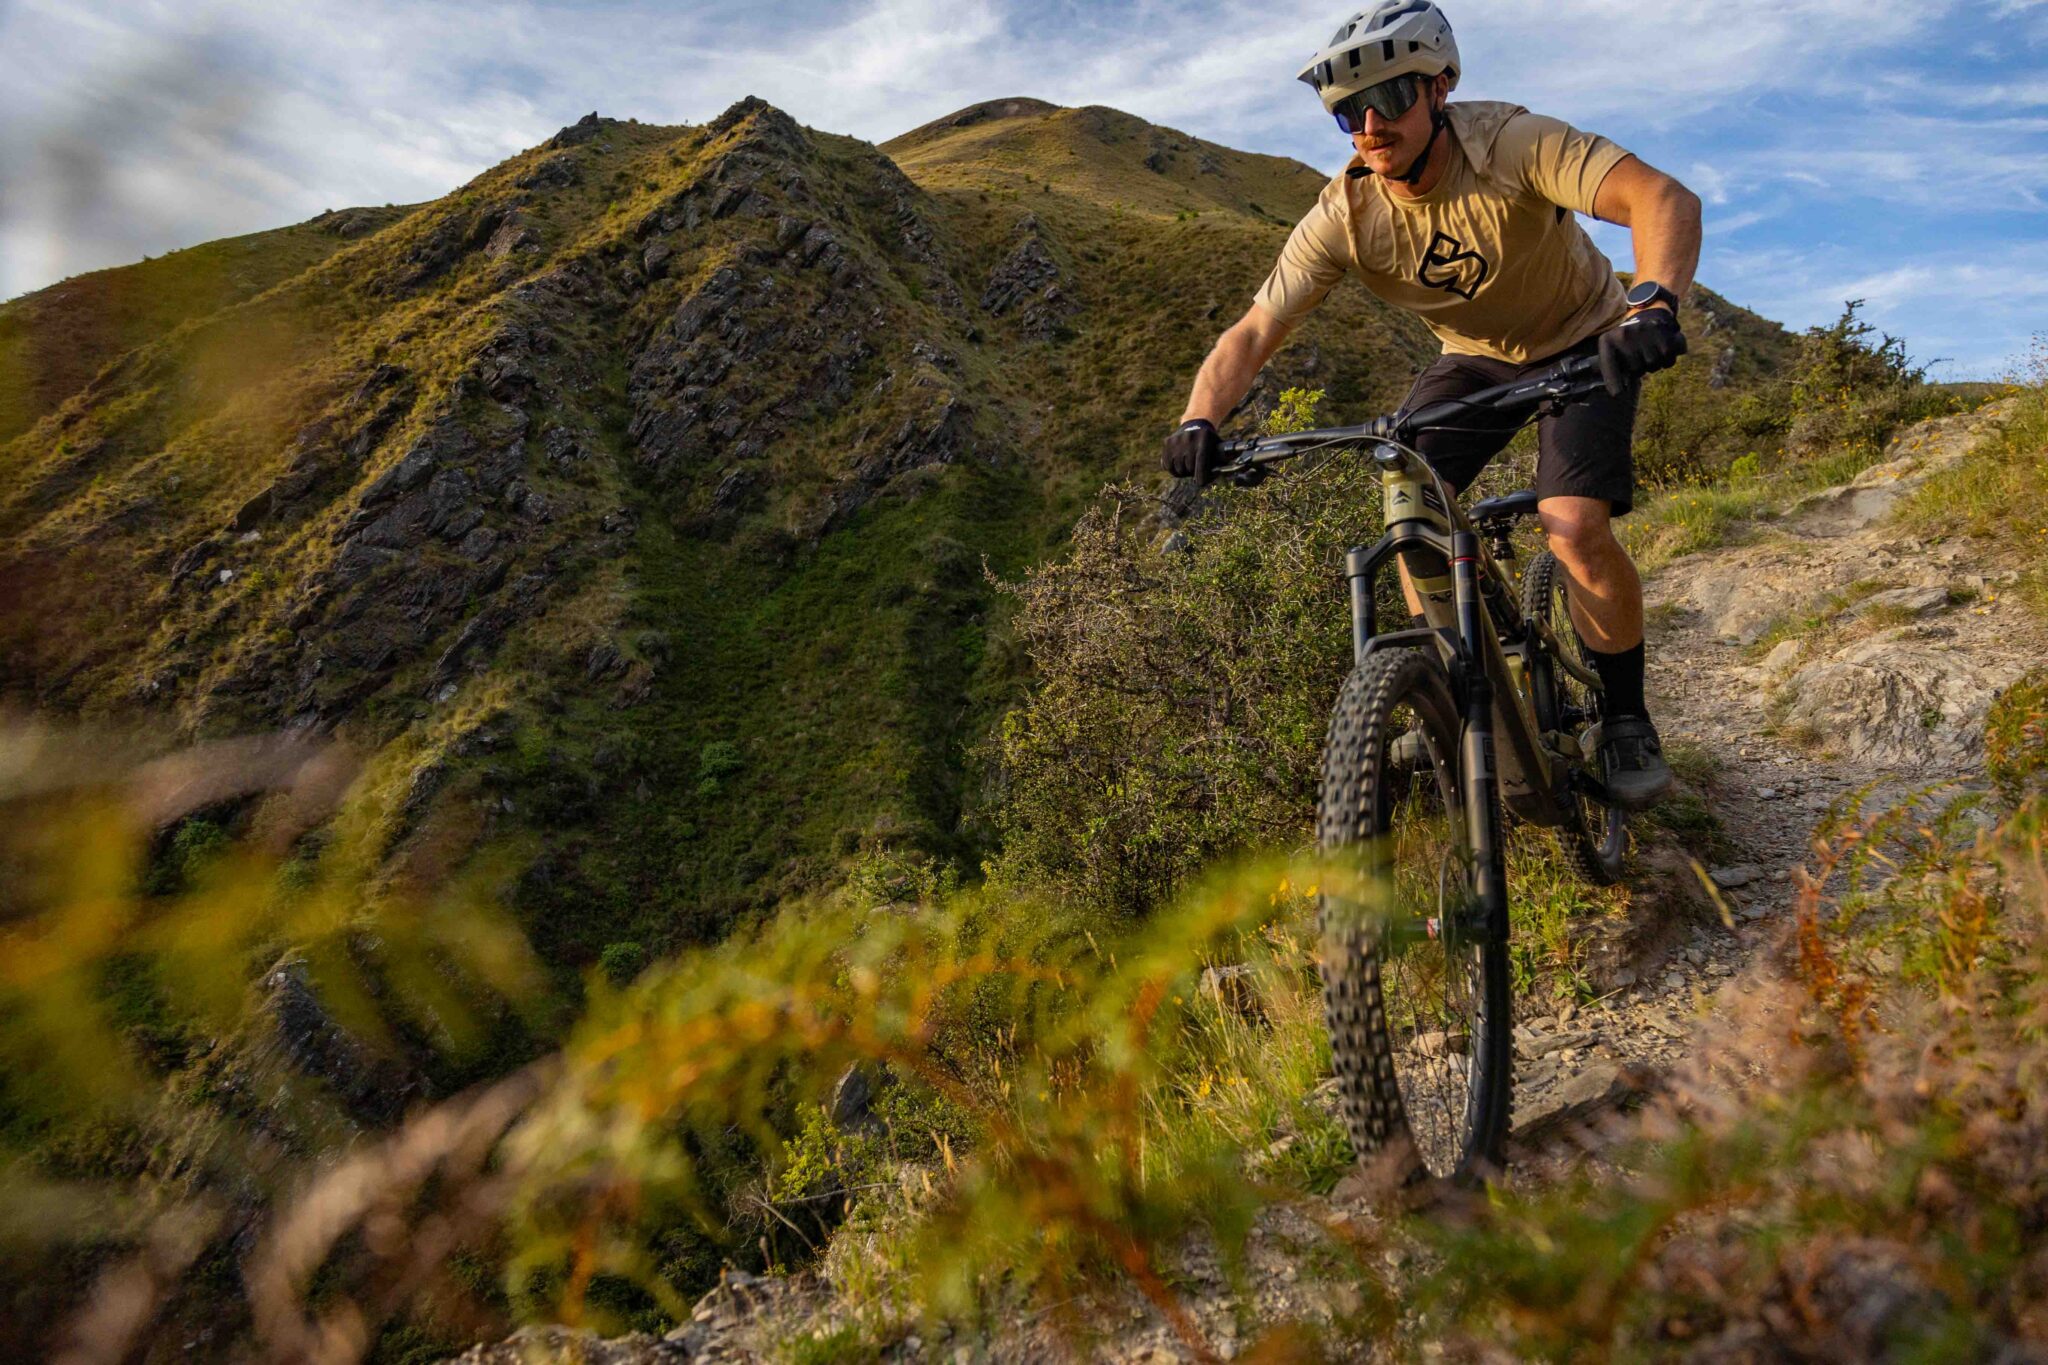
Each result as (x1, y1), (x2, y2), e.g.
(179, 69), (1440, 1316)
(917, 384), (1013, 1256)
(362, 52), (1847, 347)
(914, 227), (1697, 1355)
(1331, 73), (1424, 135)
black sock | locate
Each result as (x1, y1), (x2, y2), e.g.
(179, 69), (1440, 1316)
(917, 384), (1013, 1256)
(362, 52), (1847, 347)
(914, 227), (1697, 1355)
(1586, 642), (1647, 720)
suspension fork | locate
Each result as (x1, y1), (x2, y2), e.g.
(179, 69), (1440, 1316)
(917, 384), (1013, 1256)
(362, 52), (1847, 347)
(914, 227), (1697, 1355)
(1452, 531), (1510, 938)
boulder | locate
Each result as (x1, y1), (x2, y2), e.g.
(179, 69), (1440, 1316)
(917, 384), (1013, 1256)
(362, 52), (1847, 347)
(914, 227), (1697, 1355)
(979, 217), (1074, 340)
(425, 469), (482, 540)
(546, 111), (613, 149)
(483, 212), (541, 259)
(169, 537), (222, 587)
(516, 152), (582, 190)
(1779, 636), (2019, 770)
(360, 424), (463, 507)
(312, 207), (390, 239)
(1854, 585), (1950, 617)
(254, 955), (426, 1128)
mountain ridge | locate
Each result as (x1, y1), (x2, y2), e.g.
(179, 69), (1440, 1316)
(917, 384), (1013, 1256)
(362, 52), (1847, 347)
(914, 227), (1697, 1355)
(0, 95), (1793, 959)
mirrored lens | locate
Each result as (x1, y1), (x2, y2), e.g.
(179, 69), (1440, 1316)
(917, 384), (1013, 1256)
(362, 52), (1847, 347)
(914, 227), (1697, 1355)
(1332, 75), (1420, 134)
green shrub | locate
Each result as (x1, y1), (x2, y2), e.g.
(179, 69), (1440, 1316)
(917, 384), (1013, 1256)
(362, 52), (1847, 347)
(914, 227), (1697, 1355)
(1781, 299), (1964, 461)
(695, 740), (746, 799)
(698, 740), (744, 781)
(1987, 670), (2048, 808)
(598, 941), (648, 986)
(984, 388), (1398, 915)
(143, 817), (230, 896)
(1634, 299), (1963, 494)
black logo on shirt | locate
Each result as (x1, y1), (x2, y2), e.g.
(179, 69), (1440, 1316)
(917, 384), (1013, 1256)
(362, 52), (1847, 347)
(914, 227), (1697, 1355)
(1418, 231), (1490, 300)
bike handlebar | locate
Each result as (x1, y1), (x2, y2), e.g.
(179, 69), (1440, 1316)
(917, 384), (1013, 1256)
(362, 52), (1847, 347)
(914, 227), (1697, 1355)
(1209, 352), (1607, 482)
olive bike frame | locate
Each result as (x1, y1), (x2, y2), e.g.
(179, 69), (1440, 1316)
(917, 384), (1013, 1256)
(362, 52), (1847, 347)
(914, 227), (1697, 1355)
(1211, 353), (1613, 944)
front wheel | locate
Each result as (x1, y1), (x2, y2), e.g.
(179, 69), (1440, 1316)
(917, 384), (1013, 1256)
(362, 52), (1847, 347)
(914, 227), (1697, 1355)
(1523, 551), (1627, 885)
(1316, 649), (1513, 1185)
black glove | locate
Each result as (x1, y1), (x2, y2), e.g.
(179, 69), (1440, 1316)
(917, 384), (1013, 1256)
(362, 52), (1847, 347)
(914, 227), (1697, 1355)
(1597, 308), (1688, 396)
(1162, 418), (1221, 486)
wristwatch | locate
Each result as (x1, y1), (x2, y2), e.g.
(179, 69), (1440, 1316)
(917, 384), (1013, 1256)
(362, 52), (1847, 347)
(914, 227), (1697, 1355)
(1624, 280), (1680, 314)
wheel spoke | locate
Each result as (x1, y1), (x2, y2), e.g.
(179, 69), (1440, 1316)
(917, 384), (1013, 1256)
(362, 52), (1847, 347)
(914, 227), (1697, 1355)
(1527, 552), (1628, 884)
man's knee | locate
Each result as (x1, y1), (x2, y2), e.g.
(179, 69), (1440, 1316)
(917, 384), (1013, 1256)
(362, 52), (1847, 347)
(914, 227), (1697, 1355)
(1537, 497), (1619, 564)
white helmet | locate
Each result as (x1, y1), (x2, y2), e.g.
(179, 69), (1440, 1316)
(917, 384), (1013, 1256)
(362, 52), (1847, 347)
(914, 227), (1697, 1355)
(1297, 2), (1462, 109)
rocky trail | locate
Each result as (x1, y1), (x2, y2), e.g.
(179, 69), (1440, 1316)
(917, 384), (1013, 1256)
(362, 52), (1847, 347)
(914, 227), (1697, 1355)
(1508, 393), (2039, 1137)
(449, 399), (2037, 1363)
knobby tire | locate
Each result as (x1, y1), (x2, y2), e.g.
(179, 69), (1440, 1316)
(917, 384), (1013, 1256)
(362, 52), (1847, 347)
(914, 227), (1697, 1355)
(1316, 648), (1513, 1185)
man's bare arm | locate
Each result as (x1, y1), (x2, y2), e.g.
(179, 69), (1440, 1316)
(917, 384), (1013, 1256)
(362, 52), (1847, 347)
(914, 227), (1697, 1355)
(1178, 303), (1297, 426)
(1591, 155), (1702, 306)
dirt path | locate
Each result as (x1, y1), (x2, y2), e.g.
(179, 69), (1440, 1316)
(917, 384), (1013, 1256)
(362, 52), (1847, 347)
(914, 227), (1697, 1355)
(1507, 395), (2040, 1134)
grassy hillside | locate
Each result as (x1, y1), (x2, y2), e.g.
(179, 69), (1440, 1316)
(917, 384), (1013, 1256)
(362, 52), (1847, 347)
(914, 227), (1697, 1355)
(0, 206), (413, 445)
(0, 98), (1443, 967)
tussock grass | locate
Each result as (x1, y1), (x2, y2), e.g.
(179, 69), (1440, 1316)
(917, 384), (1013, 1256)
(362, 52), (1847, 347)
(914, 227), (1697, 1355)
(1899, 335), (2048, 616)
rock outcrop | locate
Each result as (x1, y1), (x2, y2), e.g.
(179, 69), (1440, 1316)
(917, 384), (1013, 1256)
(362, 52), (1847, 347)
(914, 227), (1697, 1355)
(978, 215), (1074, 341)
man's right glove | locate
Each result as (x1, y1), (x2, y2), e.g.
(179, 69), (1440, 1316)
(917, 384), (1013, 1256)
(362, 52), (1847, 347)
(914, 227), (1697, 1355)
(1162, 418), (1222, 486)
(1597, 308), (1688, 396)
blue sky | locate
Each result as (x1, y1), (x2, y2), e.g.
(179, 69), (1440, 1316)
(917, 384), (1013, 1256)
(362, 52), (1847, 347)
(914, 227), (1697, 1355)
(2, 0), (2043, 377)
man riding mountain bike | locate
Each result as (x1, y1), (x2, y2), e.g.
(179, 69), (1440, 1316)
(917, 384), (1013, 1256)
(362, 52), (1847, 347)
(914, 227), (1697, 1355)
(1163, 0), (1702, 809)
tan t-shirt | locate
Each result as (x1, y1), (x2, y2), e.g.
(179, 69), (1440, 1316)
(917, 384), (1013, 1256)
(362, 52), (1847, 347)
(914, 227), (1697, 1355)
(1254, 102), (1632, 364)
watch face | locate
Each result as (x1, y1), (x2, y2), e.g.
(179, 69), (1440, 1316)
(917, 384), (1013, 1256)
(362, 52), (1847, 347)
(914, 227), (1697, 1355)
(1625, 281), (1660, 307)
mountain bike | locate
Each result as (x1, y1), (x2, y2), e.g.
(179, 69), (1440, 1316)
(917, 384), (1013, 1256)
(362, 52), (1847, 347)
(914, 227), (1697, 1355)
(1211, 352), (1628, 1185)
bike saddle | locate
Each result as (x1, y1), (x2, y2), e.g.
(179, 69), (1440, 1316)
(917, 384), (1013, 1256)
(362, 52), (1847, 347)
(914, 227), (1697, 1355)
(1469, 490), (1540, 522)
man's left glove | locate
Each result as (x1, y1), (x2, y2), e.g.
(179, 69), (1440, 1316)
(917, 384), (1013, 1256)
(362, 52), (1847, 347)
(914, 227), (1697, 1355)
(1597, 309), (1688, 396)
(1162, 418), (1222, 486)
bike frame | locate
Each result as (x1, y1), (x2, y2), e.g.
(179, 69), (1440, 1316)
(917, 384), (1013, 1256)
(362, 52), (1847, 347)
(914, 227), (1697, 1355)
(1211, 353), (1615, 940)
(1350, 440), (1577, 828)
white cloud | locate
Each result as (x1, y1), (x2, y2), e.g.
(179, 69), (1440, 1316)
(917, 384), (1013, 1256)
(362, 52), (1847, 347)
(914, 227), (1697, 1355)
(1688, 161), (1732, 206)
(1699, 238), (2048, 377)
(0, 0), (2039, 374)
(1708, 208), (1770, 235)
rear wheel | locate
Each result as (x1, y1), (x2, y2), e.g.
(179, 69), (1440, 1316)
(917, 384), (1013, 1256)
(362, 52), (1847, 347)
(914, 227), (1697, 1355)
(1317, 649), (1513, 1184)
(1523, 551), (1626, 885)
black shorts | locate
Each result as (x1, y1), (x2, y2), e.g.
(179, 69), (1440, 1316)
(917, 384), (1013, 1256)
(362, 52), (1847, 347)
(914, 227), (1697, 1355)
(1399, 334), (1639, 516)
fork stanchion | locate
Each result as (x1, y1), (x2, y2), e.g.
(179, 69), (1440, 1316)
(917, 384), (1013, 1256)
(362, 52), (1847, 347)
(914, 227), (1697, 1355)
(1451, 531), (1510, 936)
(1346, 545), (1376, 667)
